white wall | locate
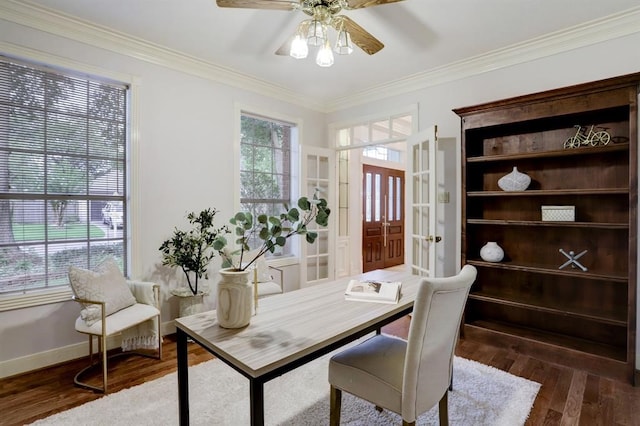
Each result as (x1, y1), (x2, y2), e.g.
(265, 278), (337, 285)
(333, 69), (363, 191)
(2, 16), (640, 376)
(0, 19), (327, 373)
(327, 32), (640, 372)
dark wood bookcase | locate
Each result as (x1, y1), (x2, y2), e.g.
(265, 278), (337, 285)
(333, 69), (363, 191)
(454, 74), (639, 383)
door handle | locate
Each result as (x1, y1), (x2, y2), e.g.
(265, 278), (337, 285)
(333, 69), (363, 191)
(383, 195), (388, 247)
(426, 235), (442, 243)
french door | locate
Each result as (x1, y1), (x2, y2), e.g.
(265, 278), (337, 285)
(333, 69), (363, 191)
(362, 165), (405, 272)
(407, 126), (439, 277)
(301, 147), (334, 287)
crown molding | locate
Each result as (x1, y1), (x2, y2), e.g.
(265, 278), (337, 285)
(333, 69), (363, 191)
(2, 1), (639, 113)
(0, 0), (325, 112)
(326, 6), (640, 112)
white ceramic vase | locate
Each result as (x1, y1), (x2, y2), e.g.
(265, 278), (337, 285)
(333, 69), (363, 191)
(217, 268), (253, 329)
(480, 241), (504, 262)
(498, 166), (531, 191)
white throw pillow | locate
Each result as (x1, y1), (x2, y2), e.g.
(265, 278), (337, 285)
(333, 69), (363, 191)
(68, 257), (136, 326)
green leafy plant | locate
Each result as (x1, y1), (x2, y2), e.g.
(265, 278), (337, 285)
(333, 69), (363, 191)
(220, 191), (331, 272)
(159, 208), (230, 296)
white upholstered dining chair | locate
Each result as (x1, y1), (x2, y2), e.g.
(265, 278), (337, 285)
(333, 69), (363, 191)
(69, 258), (162, 393)
(328, 264), (477, 426)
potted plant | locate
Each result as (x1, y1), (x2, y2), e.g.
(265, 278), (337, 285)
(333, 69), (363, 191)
(215, 191), (330, 328)
(159, 208), (229, 316)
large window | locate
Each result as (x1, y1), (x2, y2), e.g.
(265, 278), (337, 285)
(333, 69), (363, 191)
(0, 56), (128, 298)
(240, 112), (294, 254)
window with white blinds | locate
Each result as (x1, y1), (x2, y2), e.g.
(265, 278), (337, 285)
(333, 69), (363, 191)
(0, 56), (128, 296)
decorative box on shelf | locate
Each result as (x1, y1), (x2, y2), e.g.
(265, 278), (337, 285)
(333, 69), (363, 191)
(541, 205), (575, 221)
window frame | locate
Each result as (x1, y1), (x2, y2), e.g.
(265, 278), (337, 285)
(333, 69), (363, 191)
(234, 104), (301, 260)
(0, 49), (138, 312)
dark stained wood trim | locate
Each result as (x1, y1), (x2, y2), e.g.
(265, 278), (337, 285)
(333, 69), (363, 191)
(453, 71), (640, 116)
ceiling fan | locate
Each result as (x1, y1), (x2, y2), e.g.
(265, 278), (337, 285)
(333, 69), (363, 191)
(216, 0), (406, 67)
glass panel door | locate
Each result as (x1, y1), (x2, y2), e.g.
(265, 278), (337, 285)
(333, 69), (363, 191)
(301, 147), (334, 287)
(407, 126), (437, 276)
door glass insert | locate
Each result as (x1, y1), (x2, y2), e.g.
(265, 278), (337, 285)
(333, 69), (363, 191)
(365, 172), (372, 222)
(374, 173), (381, 222)
(388, 176), (394, 221)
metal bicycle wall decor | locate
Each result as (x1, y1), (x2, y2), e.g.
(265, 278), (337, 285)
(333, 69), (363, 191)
(563, 124), (611, 149)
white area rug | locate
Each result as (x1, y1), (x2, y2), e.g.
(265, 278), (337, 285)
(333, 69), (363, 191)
(33, 355), (540, 426)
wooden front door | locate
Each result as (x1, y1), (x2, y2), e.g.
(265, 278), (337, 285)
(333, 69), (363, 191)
(362, 165), (405, 272)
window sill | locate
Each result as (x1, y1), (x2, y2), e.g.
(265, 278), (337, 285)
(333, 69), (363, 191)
(0, 286), (73, 312)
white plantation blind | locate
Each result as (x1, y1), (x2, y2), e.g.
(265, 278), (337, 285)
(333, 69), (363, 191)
(0, 56), (128, 295)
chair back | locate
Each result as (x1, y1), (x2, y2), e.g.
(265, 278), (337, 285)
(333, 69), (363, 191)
(401, 264), (477, 419)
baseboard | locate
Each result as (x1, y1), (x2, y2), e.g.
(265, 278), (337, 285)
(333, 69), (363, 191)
(0, 320), (176, 379)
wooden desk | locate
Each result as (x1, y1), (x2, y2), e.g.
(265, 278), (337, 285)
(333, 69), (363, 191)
(175, 269), (421, 426)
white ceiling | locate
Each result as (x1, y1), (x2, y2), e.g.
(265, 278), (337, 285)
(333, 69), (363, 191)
(11, 0), (640, 107)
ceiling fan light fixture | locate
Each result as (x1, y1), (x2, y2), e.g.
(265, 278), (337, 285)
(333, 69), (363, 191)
(334, 29), (353, 55)
(316, 39), (334, 67)
(307, 20), (325, 47)
(290, 34), (309, 59)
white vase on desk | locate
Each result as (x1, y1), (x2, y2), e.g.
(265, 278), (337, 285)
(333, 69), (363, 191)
(480, 241), (504, 262)
(217, 268), (253, 329)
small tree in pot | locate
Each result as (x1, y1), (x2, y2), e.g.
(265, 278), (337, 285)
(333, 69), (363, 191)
(159, 208), (230, 297)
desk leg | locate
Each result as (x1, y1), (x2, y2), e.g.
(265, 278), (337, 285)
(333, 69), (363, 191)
(177, 328), (189, 426)
(249, 378), (265, 426)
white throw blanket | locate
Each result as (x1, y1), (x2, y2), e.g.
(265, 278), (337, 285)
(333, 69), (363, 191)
(121, 281), (161, 351)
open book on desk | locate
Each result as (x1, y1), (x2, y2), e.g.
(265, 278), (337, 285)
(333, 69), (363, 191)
(344, 279), (402, 304)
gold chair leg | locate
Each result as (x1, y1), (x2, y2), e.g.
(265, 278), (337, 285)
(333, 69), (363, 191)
(75, 311), (162, 393)
(74, 334), (108, 393)
(330, 386), (342, 426)
(438, 391), (449, 426)
(101, 333), (108, 393)
(157, 315), (163, 360)
(89, 335), (94, 364)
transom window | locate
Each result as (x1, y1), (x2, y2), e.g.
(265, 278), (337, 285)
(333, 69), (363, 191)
(0, 56), (128, 297)
(334, 113), (413, 236)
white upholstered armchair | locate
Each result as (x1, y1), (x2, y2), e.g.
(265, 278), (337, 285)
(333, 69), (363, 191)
(69, 258), (162, 393)
(328, 265), (477, 426)
(241, 250), (284, 299)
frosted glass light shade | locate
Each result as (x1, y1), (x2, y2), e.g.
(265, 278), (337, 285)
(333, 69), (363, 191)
(316, 41), (334, 67)
(307, 20), (325, 47)
(290, 34), (309, 59)
(334, 30), (353, 55)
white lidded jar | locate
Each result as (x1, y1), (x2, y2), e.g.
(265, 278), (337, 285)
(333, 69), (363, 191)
(480, 241), (504, 262)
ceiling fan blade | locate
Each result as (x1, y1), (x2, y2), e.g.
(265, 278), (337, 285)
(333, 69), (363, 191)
(216, 0), (297, 11)
(332, 15), (384, 55)
(344, 0), (405, 10)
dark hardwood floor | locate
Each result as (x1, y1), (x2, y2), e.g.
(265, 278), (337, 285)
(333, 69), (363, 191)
(1, 317), (639, 425)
